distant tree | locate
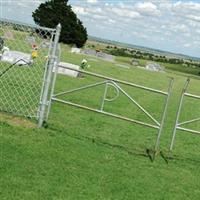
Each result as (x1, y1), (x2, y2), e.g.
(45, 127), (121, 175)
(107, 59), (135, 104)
(32, 0), (87, 47)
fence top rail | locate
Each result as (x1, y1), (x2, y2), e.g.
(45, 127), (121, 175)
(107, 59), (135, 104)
(177, 126), (200, 136)
(57, 65), (169, 95)
(184, 92), (200, 100)
(0, 18), (56, 32)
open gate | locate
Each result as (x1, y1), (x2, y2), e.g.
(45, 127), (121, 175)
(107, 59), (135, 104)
(170, 78), (200, 152)
(49, 65), (174, 153)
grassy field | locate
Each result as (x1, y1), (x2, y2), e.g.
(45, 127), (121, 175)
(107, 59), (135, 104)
(1, 37), (200, 199)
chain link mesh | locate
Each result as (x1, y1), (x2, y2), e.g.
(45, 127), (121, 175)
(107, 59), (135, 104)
(0, 19), (56, 119)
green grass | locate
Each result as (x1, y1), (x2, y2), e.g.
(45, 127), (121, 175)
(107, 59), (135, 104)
(1, 31), (200, 199)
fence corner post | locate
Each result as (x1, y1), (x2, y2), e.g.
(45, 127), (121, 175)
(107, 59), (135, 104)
(38, 23), (61, 128)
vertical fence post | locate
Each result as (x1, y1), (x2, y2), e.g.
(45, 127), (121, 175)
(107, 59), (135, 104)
(154, 77), (174, 153)
(100, 82), (109, 111)
(169, 78), (190, 151)
(38, 23), (61, 127)
(46, 44), (61, 120)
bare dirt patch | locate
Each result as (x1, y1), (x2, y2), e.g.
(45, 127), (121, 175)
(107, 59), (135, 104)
(0, 112), (36, 128)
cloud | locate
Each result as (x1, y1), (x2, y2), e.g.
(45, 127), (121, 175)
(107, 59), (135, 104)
(183, 43), (191, 48)
(71, 0), (200, 57)
(2, 0), (200, 57)
(172, 1), (200, 22)
(135, 2), (161, 16)
(111, 7), (141, 19)
(72, 6), (88, 15)
(86, 0), (98, 4)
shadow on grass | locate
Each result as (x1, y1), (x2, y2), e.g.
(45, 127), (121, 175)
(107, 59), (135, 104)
(166, 153), (200, 166)
(48, 125), (166, 162)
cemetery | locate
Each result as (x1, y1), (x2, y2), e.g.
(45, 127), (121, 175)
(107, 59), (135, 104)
(1, 3), (200, 198)
(82, 48), (115, 62)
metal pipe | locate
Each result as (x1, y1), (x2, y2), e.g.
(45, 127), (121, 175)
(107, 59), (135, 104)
(0, 59), (31, 78)
(56, 65), (168, 95)
(154, 77), (174, 152)
(184, 93), (200, 100)
(177, 126), (200, 135)
(0, 18), (55, 32)
(53, 80), (108, 97)
(169, 78), (190, 151)
(111, 81), (160, 126)
(37, 29), (55, 119)
(100, 82), (108, 111)
(178, 117), (200, 126)
(38, 24), (61, 127)
(104, 82), (120, 102)
(52, 97), (160, 130)
(46, 44), (62, 120)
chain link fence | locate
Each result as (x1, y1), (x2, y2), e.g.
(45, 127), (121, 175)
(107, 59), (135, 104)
(0, 19), (61, 126)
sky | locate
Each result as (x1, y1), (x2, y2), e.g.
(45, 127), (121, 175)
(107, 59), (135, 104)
(0, 0), (200, 57)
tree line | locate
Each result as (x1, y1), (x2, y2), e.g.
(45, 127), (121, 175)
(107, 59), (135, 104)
(104, 46), (200, 68)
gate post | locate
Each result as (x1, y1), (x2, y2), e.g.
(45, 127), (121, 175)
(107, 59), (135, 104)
(46, 44), (61, 120)
(169, 78), (190, 151)
(154, 77), (174, 153)
(38, 24), (61, 127)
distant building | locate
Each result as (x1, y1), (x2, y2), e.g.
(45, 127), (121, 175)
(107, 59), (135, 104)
(146, 62), (165, 72)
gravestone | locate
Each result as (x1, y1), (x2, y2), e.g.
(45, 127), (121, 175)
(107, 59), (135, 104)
(1, 51), (33, 66)
(40, 41), (50, 49)
(71, 47), (81, 53)
(146, 62), (165, 72)
(96, 52), (115, 62)
(26, 36), (36, 45)
(82, 49), (97, 56)
(54, 62), (80, 78)
(131, 59), (139, 66)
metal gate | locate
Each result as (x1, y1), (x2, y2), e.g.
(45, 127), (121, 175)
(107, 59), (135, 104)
(0, 19), (61, 126)
(49, 65), (174, 153)
(170, 78), (200, 152)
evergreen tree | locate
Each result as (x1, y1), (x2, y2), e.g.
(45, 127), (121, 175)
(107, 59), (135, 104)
(32, 0), (87, 47)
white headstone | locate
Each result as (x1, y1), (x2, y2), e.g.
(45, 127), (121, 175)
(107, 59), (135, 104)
(1, 51), (32, 65)
(26, 36), (36, 45)
(40, 41), (50, 49)
(54, 62), (80, 77)
(146, 63), (164, 72)
(71, 47), (81, 53)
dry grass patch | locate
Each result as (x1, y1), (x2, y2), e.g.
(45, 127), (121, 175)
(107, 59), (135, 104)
(0, 112), (36, 128)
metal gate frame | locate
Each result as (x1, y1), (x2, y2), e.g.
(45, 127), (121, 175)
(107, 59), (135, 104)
(38, 24), (61, 127)
(170, 78), (200, 151)
(49, 65), (174, 153)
